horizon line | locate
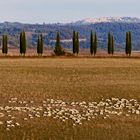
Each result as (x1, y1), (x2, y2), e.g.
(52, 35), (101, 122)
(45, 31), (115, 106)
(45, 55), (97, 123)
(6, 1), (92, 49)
(1, 16), (140, 25)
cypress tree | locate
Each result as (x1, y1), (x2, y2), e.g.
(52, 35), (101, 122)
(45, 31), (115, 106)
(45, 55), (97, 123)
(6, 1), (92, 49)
(2, 35), (8, 54)
(111, 35), (114, 55)
(73, 31), (76, 54)
(108, 32), (111, 54)
(90, 31), (93, 55)
(37, 34), (43, 56)
(20, 31), (26, 55)
(125, 32), (129, 55)
(54, 32), (64, 56)
(56, 32), (60, 47)
(93, 32), (97, 56)
(37, 36), (41, 55)
(22, 31), (26, 55)
(20, 32), (23, 55)
(2, 35), (4, 54)
(76, 32), (79, 55)
(128, 31), (132, 56)
(5, 35), (8, 54)
(40, 34), (43, 55)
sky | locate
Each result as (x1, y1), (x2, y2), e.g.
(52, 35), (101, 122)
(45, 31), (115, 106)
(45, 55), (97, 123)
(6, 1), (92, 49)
(0, 0), (140, 24)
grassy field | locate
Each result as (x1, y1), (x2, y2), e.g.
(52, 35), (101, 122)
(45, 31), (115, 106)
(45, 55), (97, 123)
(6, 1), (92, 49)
(0, 58), (140, 140)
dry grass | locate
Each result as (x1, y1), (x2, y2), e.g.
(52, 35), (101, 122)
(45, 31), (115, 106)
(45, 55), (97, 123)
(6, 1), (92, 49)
(0, 58), (140, 139)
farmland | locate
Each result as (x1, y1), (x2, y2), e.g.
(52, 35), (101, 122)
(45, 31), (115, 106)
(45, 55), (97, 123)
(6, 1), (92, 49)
(0, 58), (140, 139)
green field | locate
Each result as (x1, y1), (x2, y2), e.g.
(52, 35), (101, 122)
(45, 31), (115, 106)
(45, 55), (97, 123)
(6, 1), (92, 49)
(0, 58), (140, 140)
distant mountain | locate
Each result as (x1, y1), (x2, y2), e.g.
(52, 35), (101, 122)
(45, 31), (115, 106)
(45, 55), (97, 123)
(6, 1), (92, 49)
(71, 17), (140, 25)
(0, 17), (140, 51)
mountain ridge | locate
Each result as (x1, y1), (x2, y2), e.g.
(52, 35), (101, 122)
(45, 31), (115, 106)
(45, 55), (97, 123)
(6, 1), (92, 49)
(70, 17), (140, 25)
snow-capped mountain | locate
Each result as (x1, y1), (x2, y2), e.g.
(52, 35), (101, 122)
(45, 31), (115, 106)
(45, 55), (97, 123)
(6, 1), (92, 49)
(72, 17), (140, 25)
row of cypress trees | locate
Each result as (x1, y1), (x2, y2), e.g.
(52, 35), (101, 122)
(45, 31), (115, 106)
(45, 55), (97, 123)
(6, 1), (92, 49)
(1, 31), (44, 56)
(73, 31), (132, 56)
(1, 31), (132, 56)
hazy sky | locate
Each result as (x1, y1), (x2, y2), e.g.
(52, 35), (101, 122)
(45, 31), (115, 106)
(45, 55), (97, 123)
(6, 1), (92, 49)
(0, 0), (140, 23)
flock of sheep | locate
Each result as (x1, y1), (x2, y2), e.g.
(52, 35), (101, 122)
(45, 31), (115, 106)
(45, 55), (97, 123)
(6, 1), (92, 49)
(0, 97), (139, 131)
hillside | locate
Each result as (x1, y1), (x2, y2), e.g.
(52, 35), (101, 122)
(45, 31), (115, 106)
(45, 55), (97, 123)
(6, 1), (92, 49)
(0, 17), (140, 51)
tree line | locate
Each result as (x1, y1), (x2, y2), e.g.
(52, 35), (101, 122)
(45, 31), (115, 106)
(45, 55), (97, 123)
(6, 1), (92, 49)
(1, 31), (132, 56)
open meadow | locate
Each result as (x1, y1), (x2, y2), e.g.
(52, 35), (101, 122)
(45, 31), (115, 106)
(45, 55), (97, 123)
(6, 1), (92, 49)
(0, 58), (140, 139)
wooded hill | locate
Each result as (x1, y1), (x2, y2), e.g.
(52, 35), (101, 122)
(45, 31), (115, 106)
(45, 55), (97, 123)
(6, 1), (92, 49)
(0, 21), (140, 51)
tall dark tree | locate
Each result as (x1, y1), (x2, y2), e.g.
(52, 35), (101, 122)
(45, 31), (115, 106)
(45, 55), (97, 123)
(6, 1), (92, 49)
(111, 35), (114, 55)
(5, 35), (8, 54)
(2, 35), (8, 54)
(54, 32), (65, 56)
(125, 32), (129, 55)
(108, 32), (111, 54)
(90, 31), (94, 55)
(20, 32), (23, 55)
(128, 31), (132, 56)
(20, 31), (26, 55)
(56, 32), (60, 47)
(93, 32), (97, 56)
(76, 32), (79, 55)
(73, 31), (76, 54)
(125, 31), (132, 56)
(37, 36), (41, 55)
(40, 34), (43, 55)
(22, 31), (26, 55)
(37, 34), (44, 56)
